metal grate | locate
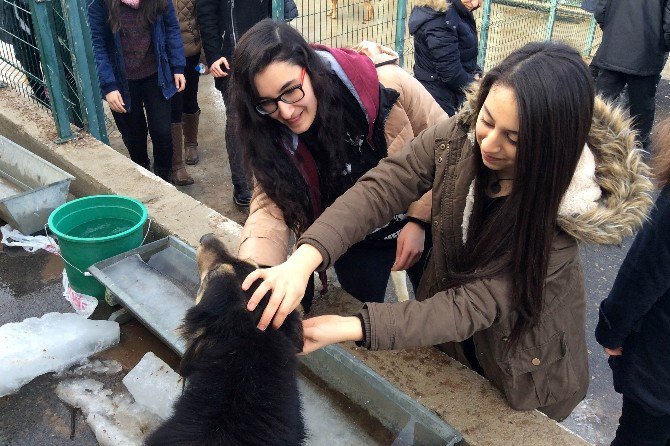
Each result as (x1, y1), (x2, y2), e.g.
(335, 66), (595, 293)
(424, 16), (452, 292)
(0, 0), (49, 107)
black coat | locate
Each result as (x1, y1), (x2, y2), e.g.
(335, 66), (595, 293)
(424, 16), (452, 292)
(195, 0), (298, 92)
(596, 185), (670, 416)
(408, 1), (479, 115)
(591, 0), (670, 76)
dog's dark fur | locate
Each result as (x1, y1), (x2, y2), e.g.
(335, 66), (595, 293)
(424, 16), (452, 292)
(145, 234), (306, 446)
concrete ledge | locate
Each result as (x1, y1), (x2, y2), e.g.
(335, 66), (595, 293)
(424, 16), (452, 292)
(0, 87), (591, 446)
(0, 88), (241, 251)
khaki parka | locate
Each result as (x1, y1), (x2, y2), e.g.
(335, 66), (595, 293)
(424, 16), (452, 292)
(172, 0), (201, 57)
(298, 95), (653, 420)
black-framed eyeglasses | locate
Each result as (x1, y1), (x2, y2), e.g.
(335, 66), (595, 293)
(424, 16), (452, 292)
(255, 67), (307, 115)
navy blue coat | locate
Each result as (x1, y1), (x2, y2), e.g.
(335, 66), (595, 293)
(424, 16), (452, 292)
(408, 1), (480, 115)
(88, 0), (186, 112)
(596, 185), (670, 416)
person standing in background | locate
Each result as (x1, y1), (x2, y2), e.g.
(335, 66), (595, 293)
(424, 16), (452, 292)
(196, 0), (298, 208)
(408, 0), (481, 115)
(591, 0), (670, 151)
(596, 118), (670, 446)
(88, 0), (186, 182)
(169, 0), (201, 186)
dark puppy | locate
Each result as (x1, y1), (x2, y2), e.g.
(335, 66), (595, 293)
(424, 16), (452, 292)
(145, 234), (306, 446)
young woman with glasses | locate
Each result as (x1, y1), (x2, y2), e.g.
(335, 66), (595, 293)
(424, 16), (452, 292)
(227, 19), (447, 312)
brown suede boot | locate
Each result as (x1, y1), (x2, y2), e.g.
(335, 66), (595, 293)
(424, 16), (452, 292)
(171, 123), (194, 186)
(182, 111), (200, 165)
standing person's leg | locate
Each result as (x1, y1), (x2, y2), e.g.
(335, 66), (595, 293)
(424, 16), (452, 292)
(595, 68), (627, 103)
(169, 55), (197, 185)
(610, 396), (670, 446)
(333, 239), (397, 303)
(222, 78), (252, 207)
(111, 79), (151, 170)
(626, 74), (661, 151)
(142, 74), (174, 181)
(182, 56), (202, 166)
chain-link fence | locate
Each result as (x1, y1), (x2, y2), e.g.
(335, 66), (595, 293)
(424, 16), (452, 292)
(0, 0), (107, 143)
(286, 0), (601, 73)
(0, 0), (49, 107)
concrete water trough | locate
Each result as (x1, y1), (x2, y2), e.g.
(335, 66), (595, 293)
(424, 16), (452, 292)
(88, 236), (463, 445)
(0, 136), (74, 235)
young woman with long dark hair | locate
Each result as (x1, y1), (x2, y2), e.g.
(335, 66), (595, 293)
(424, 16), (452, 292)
(596, 119), (670, 445)
(228, 20), (446, 310)
(88, 0), (185, 181)
(243, 42), (653, 420)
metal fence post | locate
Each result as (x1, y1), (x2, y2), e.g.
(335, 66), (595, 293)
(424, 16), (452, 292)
(29, 0), (74, 142)
(545, 0), (559, 41)
(60, 0), (109, 143)
(272, 0), (284, 21)
(582, 14), (597, 56)
(477, 0), (492, 69)
(394, 0), (408, 66)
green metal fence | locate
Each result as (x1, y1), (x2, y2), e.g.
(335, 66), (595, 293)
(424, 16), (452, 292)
(0, 0), (107, 143)
(1, 0), (600, 146)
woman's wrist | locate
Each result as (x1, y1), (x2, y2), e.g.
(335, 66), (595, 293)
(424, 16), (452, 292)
(291, 243), (323, 274)
(342, 316), (364, 342)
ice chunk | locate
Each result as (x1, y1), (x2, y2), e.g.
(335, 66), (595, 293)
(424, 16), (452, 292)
(122, 352), (182, 420)
(56, 378), (162, 446)
(57, 358), (123, 377)
(0, 312), (119, 396)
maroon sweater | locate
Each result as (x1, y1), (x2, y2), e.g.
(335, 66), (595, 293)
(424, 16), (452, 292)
(119, 4), (157, 80)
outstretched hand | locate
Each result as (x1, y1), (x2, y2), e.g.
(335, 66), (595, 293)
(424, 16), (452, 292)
(242, 244), (324, 330)
(301, 315), (364, 355)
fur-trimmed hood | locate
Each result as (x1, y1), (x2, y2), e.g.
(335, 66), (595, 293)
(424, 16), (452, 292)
(458, 92), (654, 245)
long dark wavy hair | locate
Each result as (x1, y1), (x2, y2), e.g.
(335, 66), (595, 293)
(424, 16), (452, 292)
(105, 0), (167, 33)
(452, 42), (594, 348)
(230, 19), (347, 235)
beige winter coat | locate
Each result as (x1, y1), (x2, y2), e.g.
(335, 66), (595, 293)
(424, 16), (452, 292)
(298, 96), (653, 420)
(172, 0), (201, 57)
(238, 56), (447, 266)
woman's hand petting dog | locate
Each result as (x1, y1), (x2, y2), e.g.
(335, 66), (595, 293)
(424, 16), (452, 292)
(243, 244), (323, 331)
(301, 315), (364, 354)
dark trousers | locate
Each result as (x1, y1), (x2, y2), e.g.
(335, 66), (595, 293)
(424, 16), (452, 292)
(170, 53), (200, 122)
(333, 227), (432, 303)
(596, 69), (660, 150)
(611, 396), (670, 446)
(218, 77), (251, 195)
(111, 73), (173, 180)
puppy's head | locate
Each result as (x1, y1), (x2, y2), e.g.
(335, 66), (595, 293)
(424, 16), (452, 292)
(183, 234), (303, 352)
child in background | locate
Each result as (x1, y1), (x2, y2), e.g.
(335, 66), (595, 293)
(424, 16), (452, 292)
(88, 0), (185, 182)
(596, 118), (670, 445)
